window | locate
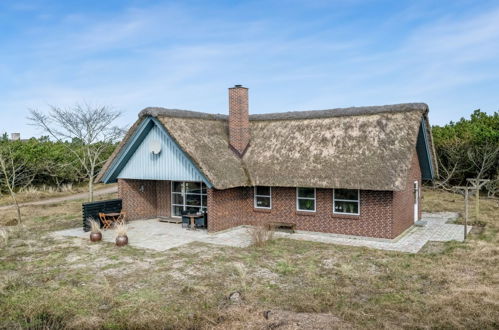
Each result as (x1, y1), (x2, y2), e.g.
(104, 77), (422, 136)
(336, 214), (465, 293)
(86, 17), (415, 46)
(297, 187), (316, 212)
(254, 186), (272, 209)
(333, 189), (360, 215)
(171, 181), (207, 216)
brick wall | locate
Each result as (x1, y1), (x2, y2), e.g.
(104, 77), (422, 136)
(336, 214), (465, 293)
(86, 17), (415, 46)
(118, 152), (421, 239)
(156, 180), (171, 217)
(228, 85), (250, 155)
(118, 178), (159, 220)
(392, 151), (422, 237)
(208, 186), (396, 238)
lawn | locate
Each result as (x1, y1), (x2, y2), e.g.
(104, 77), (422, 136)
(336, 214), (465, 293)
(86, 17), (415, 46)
(0, 189), (498, 329)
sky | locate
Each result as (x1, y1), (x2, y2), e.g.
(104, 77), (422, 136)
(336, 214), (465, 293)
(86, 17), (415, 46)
(1, 0), (498, 138)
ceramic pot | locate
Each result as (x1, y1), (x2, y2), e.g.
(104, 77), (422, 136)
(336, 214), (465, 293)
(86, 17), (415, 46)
(90, 232), (102, 242)
(116, 235), (128, 246)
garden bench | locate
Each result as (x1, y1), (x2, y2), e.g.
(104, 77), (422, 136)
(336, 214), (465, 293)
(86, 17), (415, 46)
(268, 222), (296, 233)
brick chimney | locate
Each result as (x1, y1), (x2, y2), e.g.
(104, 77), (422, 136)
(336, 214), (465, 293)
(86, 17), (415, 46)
(228, 85), (250, 156)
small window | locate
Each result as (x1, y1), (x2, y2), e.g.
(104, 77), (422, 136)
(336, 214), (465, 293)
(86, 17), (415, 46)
(297, 187), (316, 212)
(333, 189), (360, 215)
(254, 186), (272, 209)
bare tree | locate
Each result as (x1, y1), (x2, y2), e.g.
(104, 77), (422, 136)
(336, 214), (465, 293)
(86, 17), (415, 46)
(29, 104), (123, 202)
(434, 137), (470, 190)
(0, 144), (35, 224)
(467, 142), (499, 218)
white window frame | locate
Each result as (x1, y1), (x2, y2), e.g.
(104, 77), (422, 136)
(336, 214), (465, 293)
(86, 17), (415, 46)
(296, 187), (316, 212)
(171, 181), (207, 217)
(254, 186), (272, 209)
(333, 189), (360, 215)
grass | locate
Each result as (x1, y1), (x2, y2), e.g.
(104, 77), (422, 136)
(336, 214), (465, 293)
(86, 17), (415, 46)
(0, 188), (497, 329)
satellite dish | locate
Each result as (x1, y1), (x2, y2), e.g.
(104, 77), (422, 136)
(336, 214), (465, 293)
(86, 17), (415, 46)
(149, 140), (161, 155)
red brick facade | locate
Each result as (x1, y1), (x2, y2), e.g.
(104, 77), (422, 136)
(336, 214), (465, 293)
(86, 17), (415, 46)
(117, 151), (422, 239)
(118, 179), (170, 220)
(392, 151), (422, 236)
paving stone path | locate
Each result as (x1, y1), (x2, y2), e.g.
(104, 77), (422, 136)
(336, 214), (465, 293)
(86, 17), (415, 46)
(53, 212), (470, 253)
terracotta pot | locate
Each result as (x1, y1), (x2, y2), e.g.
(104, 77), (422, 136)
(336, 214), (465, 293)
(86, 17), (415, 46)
(116, 235), (128, 246)
(90, 232), (102, 242)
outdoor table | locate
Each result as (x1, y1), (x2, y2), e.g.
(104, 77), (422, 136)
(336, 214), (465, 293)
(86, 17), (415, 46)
(104, 212), (125, 226)
(186, 213), (203, 230)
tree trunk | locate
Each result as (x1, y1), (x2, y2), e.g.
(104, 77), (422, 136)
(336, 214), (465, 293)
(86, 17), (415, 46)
(88, 177), (94, 202)
(475, 189), (480, 220)
(12, 192), (22, 225)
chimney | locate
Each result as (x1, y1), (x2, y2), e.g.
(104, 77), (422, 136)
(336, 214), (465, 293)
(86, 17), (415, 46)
(228, 85), (250, 156)
(10, 133), (20, 141)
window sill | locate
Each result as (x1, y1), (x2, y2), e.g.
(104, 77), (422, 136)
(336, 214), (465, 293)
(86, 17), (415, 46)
(332, 213), (361, 220)
(296, 211), (316, 216)
(254, 208), (272, 213)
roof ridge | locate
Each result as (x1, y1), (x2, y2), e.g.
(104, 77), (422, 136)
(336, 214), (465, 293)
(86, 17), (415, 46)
(140, 103), (428, 121)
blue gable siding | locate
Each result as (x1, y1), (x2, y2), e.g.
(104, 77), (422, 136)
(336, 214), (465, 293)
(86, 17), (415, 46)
(416, 119), (435, 180)
(102, 117), (211, 186)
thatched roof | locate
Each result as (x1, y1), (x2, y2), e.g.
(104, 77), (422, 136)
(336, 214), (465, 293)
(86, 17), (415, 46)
(97, 103), (436, 191)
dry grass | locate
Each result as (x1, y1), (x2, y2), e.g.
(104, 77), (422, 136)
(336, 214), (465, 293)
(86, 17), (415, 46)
(0, 188), (497, 329)
(88, 219), (101, 234)
(247, 225), (274, 247)
(114, 223), (128, 237)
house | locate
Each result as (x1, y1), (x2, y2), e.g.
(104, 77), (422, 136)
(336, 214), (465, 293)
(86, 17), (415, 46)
(96, 85), (437, 239)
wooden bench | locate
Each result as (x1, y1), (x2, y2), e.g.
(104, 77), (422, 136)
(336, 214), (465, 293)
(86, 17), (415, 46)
(268, 222), (296, 233)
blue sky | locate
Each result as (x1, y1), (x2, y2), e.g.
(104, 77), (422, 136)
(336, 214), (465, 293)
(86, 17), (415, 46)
(1, 0), (498, 137)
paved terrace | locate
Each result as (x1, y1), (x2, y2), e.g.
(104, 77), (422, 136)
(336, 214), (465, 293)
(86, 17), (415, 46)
(53, 212), (471, 253)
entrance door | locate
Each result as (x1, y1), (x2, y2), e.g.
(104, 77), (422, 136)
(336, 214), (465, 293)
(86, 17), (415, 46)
(171, 181), (207, 217)
(413, 181), (419, 223)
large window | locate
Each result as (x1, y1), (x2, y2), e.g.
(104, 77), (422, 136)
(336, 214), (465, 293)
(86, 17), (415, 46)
(333, 189), (360, 215)
(254, 186), (272, 209)
(297, 187), (316, 212)
(171, 181), (207, 216)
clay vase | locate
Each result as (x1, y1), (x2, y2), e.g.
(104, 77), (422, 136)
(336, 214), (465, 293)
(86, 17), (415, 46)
(116, 235), (128, 247)
(90, 232), (102, 242)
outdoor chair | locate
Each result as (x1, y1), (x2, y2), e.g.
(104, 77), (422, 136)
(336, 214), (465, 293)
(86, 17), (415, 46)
(99, 212), (113, 229)
(181, 210), (190, 228)
(195, 211), (207, 229)
(114, 212), (126, 226)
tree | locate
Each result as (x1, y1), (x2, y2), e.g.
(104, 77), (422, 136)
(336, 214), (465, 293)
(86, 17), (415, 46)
(28, 104), (123, 201)
(432, 109), (499, 192)
(0, 143), (35, 224)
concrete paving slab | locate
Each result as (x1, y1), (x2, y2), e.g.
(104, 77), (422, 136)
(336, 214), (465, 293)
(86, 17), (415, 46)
(52, 212), (471, 253)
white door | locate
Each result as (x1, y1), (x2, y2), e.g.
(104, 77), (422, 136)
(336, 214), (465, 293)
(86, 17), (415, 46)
(413, 181), (419, 223)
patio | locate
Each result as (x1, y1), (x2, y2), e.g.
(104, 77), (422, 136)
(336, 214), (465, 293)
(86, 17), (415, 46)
(53, 212), (471, 253)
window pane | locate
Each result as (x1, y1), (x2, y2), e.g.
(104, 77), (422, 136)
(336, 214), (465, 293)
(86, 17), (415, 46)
(334, 201), (359, 214)
(185, 194), (201, 206)
(335, 189), (358, 201)
(298, 187), (315, 198)
(298, 198), (315, 211)
(255, 186), (270, 196)
(201, 183), (207, 194)
(186, 206), (201, 214)
(256, 196), (271, 208)
(185, 182), (202, 194)
(172, 182), (183, 193)
(202, 195), (207, 207)
(172, 193), (183, 205)
(173, 205), (184, 217)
